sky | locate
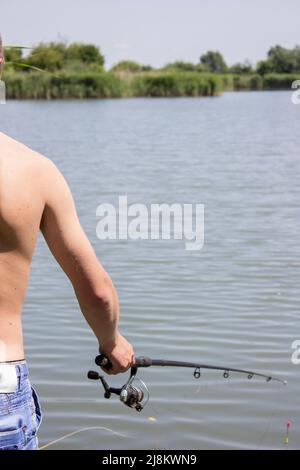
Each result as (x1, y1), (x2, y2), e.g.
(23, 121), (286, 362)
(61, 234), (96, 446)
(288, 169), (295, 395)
(1, 0), (300, 69)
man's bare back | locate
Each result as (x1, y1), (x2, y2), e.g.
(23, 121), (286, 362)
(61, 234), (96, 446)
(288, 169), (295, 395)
(0, 131), (134, 370)
(0, 132), (46, 360)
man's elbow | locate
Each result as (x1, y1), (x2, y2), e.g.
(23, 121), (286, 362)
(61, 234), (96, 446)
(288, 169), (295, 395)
(76, 279), (115, 315)
(90, 288), (114, 314)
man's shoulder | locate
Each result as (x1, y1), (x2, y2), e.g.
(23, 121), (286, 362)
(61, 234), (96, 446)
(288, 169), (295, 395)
(0, 131), (56, 174)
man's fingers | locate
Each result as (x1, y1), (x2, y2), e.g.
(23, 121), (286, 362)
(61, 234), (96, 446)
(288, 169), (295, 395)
(101, 366), (113, 375)
(101, 362), (130, 375)
(99, 339), (135, 375)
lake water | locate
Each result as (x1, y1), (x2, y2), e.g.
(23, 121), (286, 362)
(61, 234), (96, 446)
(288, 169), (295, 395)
(0, 92), (299, 450)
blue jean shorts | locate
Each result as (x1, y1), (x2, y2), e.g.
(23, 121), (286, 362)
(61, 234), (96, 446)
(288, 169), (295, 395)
(0, 361), (42, 450)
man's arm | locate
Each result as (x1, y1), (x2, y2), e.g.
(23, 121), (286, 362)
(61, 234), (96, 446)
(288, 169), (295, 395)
(39, 158), (134, 374)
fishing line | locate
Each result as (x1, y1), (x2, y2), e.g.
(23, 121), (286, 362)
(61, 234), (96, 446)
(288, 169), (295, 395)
(39, 426), (131, 450)
(255, 384), (286, 450)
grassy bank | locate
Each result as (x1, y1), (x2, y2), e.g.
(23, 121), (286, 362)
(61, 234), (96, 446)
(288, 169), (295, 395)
(3, 69), (299, 99)
(129, 72), (221, 97)
(3, 71), (125, 99)
(221, 73), (300, 91)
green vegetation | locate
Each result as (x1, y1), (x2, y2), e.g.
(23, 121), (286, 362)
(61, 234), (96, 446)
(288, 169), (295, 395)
(229, 61), (253, 74)
(110, 60), (153, 73)
(2, 42), (300, 99)
(200, 50), (228, 73)
(257, 45), (300, 74)
(262, 73), (300, 90)
(3, 47), (22, 64)
(6, 42), (104, 73)
(130, 72), (220, 97)
(4, 70), (124, 99)
(162, 61), (197, 72)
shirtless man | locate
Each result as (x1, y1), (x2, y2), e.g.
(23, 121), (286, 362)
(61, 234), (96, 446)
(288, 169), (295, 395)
(0, 130), (135, 450)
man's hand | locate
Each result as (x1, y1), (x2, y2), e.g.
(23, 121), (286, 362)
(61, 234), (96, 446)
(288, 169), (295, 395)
(100, 333), (135, 375)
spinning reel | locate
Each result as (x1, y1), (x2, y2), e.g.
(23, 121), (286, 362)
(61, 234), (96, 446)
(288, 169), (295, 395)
(88, 355), (149, 412)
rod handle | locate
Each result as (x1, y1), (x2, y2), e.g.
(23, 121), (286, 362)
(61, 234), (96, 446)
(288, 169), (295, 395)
(95, 354), (153, 369)
(95, 354), (112, 370)
(135, 356), (152, 367)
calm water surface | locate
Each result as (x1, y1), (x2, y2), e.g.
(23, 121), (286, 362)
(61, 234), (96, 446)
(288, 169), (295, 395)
(0, 92), (299, 449)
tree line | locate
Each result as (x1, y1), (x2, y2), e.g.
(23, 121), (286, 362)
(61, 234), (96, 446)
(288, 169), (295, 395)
(4, 42), (300, 75)
(3, 42), (300, 99)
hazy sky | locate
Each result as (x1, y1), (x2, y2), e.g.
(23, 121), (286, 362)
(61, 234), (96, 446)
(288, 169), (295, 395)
(1, 0), (299, 68)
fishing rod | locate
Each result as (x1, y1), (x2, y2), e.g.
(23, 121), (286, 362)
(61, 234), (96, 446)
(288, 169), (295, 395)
(88, 354), (287, 412)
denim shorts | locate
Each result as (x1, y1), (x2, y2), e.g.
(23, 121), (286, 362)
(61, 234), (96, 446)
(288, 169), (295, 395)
(0, 361), (42, 450)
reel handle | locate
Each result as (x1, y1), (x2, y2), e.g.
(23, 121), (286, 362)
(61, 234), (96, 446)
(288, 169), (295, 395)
(87, 370), (100, 380)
